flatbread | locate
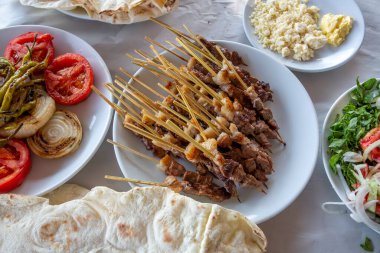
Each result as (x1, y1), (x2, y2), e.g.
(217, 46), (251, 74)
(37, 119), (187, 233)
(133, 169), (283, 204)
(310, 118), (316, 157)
(19, 0), (179, 24)
(43, 183), (89, 205)
(0, 186), (266, 253)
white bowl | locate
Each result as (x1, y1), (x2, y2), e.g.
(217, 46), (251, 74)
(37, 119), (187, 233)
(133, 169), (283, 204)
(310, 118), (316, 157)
(243, 0), (365, 73)
(112, 40), (319, 223)
(0, 25), (113, 196)
(322, 84), (380, 234)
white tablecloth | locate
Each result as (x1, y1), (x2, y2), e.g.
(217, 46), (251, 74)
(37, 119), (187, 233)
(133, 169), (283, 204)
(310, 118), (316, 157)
(1, 0), (380, 252)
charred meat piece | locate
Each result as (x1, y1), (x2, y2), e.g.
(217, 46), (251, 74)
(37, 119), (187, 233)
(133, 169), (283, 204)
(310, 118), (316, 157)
(142, 137), (166, 158)
(182, 171), (232, 202)
(159, 154), (186, 177)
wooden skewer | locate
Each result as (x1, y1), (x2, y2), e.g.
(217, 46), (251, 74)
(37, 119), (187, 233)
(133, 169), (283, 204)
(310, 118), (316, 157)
(215, 46), (248, 89)
(177, 86), (207, 141)
(150, 17), (193, 40)
(166, 120), (214, 159)
(186, 70), (223, 102)
(168, 68), (214, 105)
(135, 50), (160, 64)
(107, 139), (159, 163)
(124, 122), (185, 153)
(180, 37), (220, 66)
(105, 80), (141, 118)
(184, 93), (228, 134)
(132, 62), (171, 83)
(182, 24), (221, 66)
(165, 40), (190, 57)
(105, 175), (167, 187)
(176, 38), (216, 77)
(113, 80), (155, 113)
(119, 68), (165, 99)
(92, 85), (125, 116)
(145, 36), (187, 62)
(156, 100), (189, 123)
(114, 78), (187, 127)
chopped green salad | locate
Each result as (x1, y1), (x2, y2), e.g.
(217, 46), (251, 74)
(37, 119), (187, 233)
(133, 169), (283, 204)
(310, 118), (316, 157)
(328, 78), (380, 187)
(327, 78), (380, 232)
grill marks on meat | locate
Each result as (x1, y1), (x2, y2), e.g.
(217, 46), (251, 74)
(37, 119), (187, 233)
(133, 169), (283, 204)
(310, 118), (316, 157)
(164, 171), (231, 202)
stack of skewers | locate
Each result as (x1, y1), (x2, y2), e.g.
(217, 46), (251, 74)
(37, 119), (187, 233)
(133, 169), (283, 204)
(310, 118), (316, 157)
(95, 19), (285, 202)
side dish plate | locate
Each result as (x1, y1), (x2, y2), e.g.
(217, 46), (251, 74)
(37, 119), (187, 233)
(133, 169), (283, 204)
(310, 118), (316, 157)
(243, 0), (365, 73)
(0, 25), (113, 196)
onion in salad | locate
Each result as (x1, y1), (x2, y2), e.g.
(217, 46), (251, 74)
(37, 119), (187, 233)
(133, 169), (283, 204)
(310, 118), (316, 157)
(27, 109), (82, 158)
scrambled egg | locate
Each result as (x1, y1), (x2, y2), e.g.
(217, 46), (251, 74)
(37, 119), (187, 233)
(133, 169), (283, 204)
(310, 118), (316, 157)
(320, 13), (353, 46)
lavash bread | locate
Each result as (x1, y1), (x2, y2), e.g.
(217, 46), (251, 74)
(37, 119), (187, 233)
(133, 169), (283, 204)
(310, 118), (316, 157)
(43, 183), (89, 205)
(19, 0), (179, 24)
(0, 186), (266, 253)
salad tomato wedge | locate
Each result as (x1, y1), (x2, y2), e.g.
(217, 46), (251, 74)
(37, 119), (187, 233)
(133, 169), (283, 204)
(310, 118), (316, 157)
(0, 139), (31, 193)
(44, 53), (94, 105)
(4, 32), (55, 69)
(360, 127), (380, 162)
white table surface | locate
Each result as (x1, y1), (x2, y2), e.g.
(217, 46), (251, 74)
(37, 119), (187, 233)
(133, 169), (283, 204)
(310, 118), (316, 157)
(1, 0), (380, 252)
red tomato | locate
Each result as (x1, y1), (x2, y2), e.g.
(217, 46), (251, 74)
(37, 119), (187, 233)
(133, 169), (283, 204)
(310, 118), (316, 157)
(360, 127), (380, 162)
(44, 53), (94, 105)
(0, 139), (31, 193)
(4, 32), (55, 69)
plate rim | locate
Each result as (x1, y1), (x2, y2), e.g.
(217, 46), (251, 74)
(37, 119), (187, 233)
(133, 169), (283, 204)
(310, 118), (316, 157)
(0, 24), (113, 196)
(112, 40), (319, 223)
(242, 0), (366, 73)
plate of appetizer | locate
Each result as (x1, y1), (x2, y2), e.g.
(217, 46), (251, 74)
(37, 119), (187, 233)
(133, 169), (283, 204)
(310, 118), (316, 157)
(243, 0), (365, 72)
(19, 0), (179, 24)
(322, 78), (380, 234)
(99, 20), (319, 223)
(0, 25), (112, 195)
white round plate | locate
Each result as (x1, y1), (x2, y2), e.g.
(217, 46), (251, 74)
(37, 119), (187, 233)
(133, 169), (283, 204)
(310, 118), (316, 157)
(243, 0), (365, 73)
(113, 40), (319, 223)
(0, 25), (113, 196)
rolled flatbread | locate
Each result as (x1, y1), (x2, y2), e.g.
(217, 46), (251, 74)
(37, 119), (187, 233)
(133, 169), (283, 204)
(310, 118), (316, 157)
(0, 186), (266, 253)
(19, 0), (179, 24)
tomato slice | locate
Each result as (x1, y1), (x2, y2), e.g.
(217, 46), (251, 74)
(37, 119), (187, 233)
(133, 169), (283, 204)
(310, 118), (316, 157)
(0, 139), (31, 193)
(4, 32), (54, 69)
(360, 127), (380, 162)
(45, 53), (94, 105)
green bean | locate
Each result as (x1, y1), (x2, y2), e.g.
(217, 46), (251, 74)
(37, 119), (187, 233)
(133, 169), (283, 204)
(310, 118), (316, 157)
(0, 100), (36, 120)
(0, 58), (15, 86)
(0, 62), (44, 111)
(0, 61), (38, 103)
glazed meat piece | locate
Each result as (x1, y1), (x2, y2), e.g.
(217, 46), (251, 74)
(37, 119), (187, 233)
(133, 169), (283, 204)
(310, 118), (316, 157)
(159, 154), (186, 177)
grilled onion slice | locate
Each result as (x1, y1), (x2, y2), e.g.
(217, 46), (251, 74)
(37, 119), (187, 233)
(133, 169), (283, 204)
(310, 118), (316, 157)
(27, 109), (82, 159)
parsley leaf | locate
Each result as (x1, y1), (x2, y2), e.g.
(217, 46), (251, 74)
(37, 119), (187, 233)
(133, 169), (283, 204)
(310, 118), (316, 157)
(360, 237), (374, 252)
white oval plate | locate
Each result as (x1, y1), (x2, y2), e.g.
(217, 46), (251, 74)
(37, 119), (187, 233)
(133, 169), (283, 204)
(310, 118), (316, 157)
(113, 41), (319, 223)
(0, 25), (113, 196)
(243, 0), (365, 73)
(322, 83), (380, 235)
